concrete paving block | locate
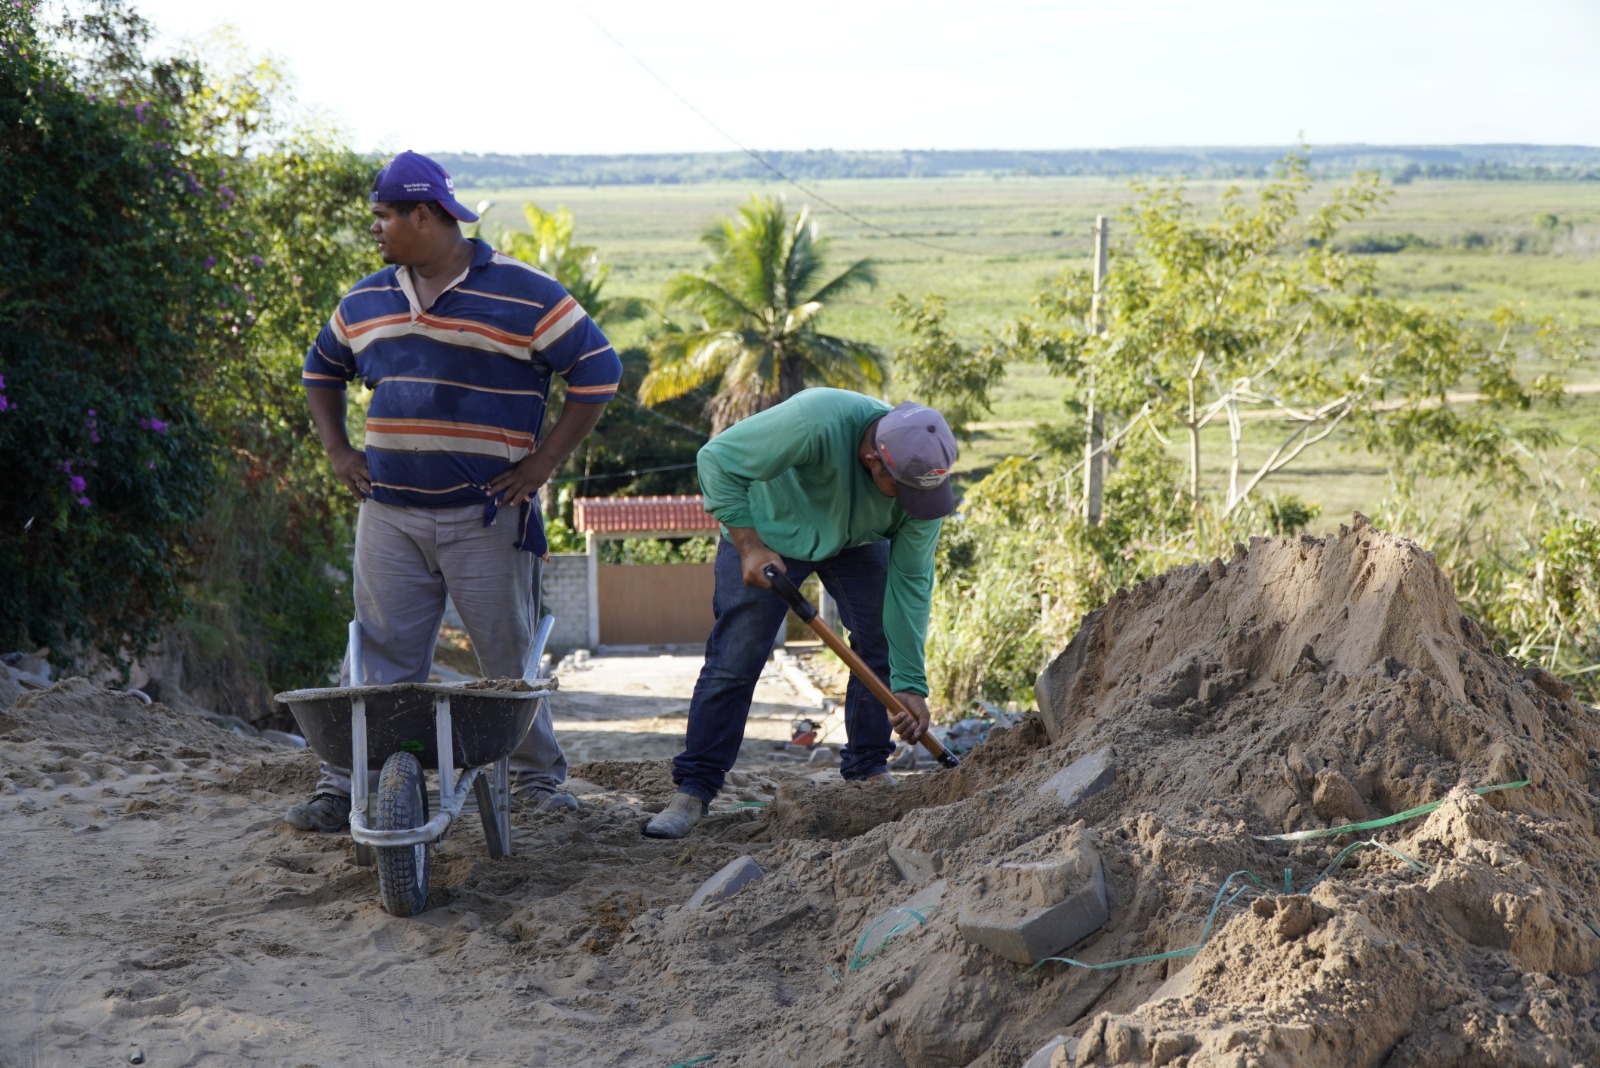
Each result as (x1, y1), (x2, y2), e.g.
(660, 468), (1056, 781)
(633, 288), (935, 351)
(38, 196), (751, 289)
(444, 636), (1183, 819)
(855, 879), (946, 960)
(685, 855), (765, 910)
(1023, 1034), (1075, 1068)
(1037, 746), (1115, 809)
(958, 855), (1108, 965)
(888, 845), (936, 885)
(1143, 962), (1194, 1007)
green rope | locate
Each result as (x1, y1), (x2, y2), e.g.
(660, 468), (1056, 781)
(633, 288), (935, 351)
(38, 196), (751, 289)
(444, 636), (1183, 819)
(849, 906), (933, 971)
(1255, 780), (1529, 842)
(1309, 838), (1430, 889)
(666, 1057), (714, 1068)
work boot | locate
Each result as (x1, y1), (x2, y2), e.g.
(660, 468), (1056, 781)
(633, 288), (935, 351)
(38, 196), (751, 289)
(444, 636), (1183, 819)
(857, 770), (897, 787)
(643, 791), (707, 839)
(284, 793), (351, 833)
(510, 786), (579, 814)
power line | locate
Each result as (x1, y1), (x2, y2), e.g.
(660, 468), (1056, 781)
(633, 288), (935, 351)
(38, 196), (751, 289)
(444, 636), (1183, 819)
(574, 5), (1078, 259)
(616, 390), (708, 439)
(551, 461), (700, 485)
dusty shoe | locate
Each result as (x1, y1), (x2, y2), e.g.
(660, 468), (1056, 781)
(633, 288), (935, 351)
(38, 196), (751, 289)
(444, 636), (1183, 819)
(510, 787), (579, 814)
(284, 793), (351, 833)
(643, 792), (707, 839)
(857, 770), (897, 787)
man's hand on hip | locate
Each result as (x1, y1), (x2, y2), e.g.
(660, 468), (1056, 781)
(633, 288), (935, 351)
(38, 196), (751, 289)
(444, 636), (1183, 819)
(330, 447), (371, 499)
(488, 454), (555, 507)
(889, 692), (932, 743)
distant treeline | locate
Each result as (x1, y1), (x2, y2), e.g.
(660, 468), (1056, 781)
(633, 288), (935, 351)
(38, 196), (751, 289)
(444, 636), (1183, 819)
(434, 145), (1600, 188)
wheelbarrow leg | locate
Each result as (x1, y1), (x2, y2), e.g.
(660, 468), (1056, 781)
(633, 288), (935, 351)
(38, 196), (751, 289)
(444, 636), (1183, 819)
(350, 695), (375, 867)
(475, 756), (513, 859)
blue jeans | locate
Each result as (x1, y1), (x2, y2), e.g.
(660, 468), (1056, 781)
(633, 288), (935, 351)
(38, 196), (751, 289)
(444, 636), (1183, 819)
(671, 538), (895, 804)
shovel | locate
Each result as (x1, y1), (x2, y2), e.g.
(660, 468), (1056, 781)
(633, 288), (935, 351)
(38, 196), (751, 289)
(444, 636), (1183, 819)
(762, 564), (960, 770)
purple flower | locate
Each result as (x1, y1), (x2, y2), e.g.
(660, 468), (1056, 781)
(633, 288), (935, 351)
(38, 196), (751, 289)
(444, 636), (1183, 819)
(137, 417), (169, 435)
(146, 460), (156, 470)
(56, 461), (72, 474)
(69, 475), (86, 494)
(134, 103), (145, 123)
(85, 409), (99, 444)
(0, 396), (9, 413)
(76, 496), (92, 507)
(203, 256), (215, 270)
(249, 255), (264, 267)
(0, 373), (7, 389)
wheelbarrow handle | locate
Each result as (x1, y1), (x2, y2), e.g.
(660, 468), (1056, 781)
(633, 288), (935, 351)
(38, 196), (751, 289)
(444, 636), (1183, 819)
(760, 564), (960, 770)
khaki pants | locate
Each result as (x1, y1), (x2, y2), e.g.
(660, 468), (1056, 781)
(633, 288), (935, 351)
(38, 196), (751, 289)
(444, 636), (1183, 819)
(314, 499), (566, 796)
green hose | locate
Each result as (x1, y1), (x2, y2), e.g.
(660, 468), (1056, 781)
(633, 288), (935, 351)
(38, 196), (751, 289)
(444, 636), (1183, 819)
(1255, 780), (1529, 842)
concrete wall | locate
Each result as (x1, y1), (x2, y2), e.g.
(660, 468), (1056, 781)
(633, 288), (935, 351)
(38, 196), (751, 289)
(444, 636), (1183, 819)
(541, 552), (592, 655)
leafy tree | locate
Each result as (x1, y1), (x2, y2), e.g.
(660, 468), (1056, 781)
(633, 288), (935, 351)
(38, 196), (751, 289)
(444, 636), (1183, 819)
(888, 295), (1006, 439)
(641, 195), (886, 433)
(497, 203), (647, 330)
(914, 151), (1586, 711)
(0, 1), (217, 667)
(1010, 152), (1580, 518)
(1, 3), (376, 708)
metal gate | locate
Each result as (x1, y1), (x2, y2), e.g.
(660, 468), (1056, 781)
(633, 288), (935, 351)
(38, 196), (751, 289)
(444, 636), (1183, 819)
(596, 562), (715, 647)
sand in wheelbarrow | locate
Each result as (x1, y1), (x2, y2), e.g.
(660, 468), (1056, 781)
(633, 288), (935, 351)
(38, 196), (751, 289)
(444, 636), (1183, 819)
(3, 515), (1599, 1068)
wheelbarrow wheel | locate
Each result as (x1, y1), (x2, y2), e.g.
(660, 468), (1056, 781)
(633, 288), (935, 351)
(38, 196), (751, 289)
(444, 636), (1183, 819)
(375, 751), (430, 917)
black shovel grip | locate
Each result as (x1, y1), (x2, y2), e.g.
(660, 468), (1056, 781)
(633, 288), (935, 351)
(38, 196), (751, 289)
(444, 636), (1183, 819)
(761, 564), (816, 622)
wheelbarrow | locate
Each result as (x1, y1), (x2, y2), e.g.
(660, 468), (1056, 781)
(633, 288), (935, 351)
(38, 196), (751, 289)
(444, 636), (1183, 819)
(274, 617), (558, 916)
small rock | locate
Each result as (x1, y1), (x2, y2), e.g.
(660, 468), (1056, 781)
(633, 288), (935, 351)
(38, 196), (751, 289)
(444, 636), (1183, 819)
(1311, 769), (1366, 823)
(1037, 747), (1115, 809)
(888, 846), (936, 885)
(684, 856), (764, 909)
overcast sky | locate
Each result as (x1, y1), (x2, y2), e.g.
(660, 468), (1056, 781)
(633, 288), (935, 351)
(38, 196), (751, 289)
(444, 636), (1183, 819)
(128, 0), (1600, 156)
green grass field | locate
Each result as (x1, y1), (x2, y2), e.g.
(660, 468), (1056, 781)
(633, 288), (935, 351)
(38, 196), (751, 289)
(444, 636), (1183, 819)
(462, 176), (1600, 524)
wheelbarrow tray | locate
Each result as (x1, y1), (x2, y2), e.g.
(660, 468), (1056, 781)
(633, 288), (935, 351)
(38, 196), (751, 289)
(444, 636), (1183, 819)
(274, 682), (553, 770)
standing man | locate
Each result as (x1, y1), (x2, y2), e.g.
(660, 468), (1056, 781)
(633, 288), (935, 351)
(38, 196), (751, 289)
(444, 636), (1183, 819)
(645, 388), (958, 839)
(287, 150), (622, 833)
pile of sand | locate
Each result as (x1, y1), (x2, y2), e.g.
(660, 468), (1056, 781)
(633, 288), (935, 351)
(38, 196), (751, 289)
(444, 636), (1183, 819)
(2, 516), (1596, 1067)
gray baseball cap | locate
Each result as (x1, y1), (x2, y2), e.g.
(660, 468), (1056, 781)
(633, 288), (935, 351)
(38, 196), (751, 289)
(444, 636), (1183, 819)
(874, 401), (958, 520)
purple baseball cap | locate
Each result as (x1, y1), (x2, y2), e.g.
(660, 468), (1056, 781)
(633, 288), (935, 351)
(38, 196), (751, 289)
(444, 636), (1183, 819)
(370, 150), (479, 222)
(874, 401), (959, 520)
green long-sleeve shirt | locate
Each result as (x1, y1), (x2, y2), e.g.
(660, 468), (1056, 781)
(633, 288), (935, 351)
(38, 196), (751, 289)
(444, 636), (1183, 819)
(697, 388), (943, 695)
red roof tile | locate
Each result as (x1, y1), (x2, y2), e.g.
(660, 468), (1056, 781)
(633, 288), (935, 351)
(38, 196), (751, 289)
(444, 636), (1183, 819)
(572, 495), (720, 536)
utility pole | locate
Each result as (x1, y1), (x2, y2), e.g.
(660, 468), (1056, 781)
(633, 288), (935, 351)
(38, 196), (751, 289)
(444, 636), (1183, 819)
(1084, 215), (1109, 526)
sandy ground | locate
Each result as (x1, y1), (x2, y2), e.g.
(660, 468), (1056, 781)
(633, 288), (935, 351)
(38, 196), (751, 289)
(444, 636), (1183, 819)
(4, 518), (1599, 1068)
(0, 648), (847, 1068)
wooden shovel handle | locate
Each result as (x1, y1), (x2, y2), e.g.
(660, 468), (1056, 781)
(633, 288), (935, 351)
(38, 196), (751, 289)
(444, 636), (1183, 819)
(762, 565), (960, 769)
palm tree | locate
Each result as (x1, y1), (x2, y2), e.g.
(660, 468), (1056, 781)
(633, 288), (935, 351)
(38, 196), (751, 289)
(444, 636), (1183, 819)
(497, 203), (648, 331)
(641, 195), (886, 434)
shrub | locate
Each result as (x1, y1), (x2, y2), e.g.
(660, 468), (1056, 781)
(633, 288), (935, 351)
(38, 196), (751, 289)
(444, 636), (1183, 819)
(0, 4), (218, 667)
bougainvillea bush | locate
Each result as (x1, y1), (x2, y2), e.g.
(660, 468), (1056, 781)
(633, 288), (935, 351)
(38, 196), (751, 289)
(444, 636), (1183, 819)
(0, 1), (218, 664)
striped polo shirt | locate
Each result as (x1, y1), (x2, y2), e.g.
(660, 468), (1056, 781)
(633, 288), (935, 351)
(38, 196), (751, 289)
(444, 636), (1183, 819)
(303, 238), (622, 554)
